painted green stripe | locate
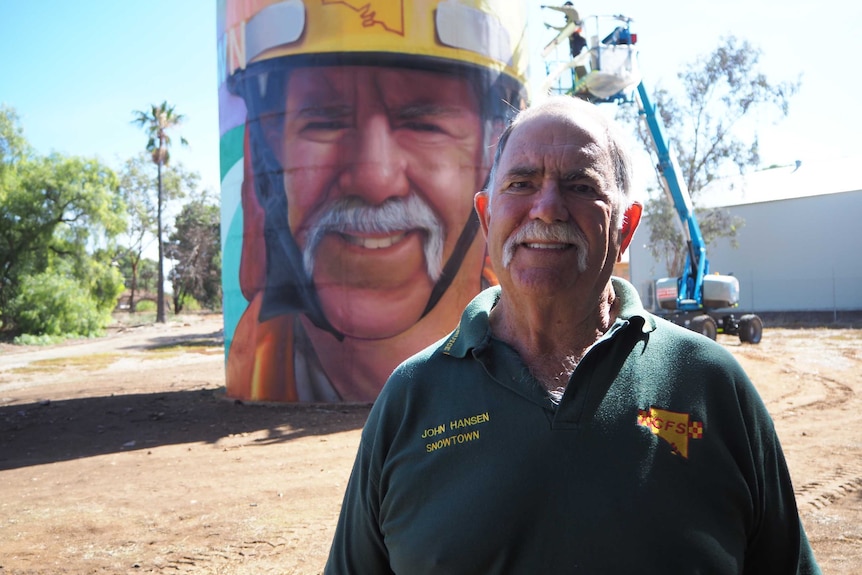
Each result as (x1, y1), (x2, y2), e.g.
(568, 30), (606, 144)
(219, 125), (244, 181)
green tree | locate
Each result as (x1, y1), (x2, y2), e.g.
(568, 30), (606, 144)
(0, 108), (125, 332)
(116, 252), (157, 308)
(138, 258), (159, 294)
(630, 36), (798, 275)
(0, 105), (31, 316)
(0, 105), (28, 170)
(132, 101), (188, 323)
(166, 190), (222, 313)
(117, 153), (196, 312)
(117, 154), (156, 312)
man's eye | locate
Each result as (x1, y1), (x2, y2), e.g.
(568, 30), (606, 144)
(569, 183), (599, 197)
(295, 119), (350, 142)
(303, 120), (348, 131)
(505, 181), (533, 193)
(401, 120), (446, 134)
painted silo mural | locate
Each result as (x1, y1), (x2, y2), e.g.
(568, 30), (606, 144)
(218, 0), (528, 402)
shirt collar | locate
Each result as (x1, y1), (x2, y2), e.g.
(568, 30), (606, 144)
(441, 277), (655, 359)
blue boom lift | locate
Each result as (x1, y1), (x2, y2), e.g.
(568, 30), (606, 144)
(541, 7), (763, 343)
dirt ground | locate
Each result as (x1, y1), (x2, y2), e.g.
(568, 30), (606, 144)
(1, 313), (860, 574)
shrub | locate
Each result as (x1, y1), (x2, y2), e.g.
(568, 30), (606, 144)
(87, 261), (126, 314)
(9, 272), (111, 337)
(13, 332), (68, 346)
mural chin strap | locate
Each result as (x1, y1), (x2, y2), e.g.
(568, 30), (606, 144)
(258, 214), (345, 342)
(421, 210), (480, 318)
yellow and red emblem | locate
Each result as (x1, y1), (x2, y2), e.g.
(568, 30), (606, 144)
(637, 407), (704, 459)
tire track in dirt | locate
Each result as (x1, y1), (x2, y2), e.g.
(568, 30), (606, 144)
(727, 333), (862, 513)
(775, 372), (854, 415)
(155, 541), (293, 574)
(794, 465), (862, 511)
(731, 346), (856, 415)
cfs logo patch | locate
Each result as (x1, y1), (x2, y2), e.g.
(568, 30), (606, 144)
(637, 407), (703, 459)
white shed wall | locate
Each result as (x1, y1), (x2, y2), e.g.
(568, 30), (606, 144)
(629, 189), (862, 313)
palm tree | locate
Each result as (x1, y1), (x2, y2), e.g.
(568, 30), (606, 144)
(131, 101), (188, 323)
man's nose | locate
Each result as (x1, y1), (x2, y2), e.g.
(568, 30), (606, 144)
(529, 181), (569, 223)
(337, 115), (409, 203)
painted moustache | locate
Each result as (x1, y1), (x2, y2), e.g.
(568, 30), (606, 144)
(302, 194), (445, 281)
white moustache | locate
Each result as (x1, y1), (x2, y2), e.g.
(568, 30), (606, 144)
(502, 220), (589, 272)
(302, 194), (444, 281)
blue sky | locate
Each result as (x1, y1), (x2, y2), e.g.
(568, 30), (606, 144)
(3, 0), (861, 200)
(1, 1), (220, 192)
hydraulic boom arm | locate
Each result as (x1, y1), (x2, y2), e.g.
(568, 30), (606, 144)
(635, 82), (708, 309)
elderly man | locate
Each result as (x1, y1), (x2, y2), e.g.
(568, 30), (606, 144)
(325, 96), (820, 573)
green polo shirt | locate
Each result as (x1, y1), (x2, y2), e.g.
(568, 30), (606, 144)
(326, 278), (820, 574)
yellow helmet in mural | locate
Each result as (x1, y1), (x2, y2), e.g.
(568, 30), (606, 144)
(221, 0), (528, 94)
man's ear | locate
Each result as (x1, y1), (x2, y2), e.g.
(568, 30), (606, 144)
(474, 191), (491, 239)
(617, 201), (642, 261)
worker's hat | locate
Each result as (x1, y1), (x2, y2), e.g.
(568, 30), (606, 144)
(221, 0), (529, 97)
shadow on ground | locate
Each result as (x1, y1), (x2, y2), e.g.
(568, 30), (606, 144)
(0, 389), (370, 471)
(114, 329), (225, 352)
